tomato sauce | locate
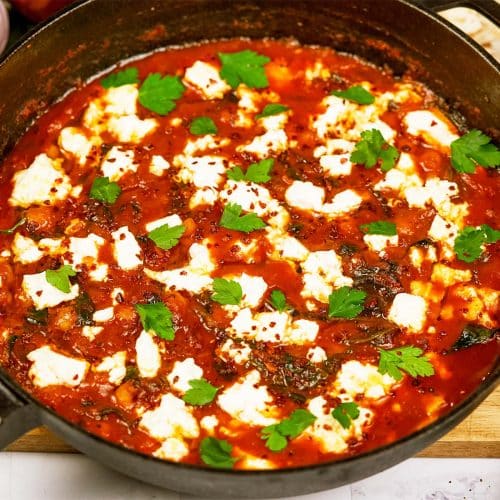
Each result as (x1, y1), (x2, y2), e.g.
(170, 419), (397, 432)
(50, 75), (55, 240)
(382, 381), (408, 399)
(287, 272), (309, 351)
(0, 39), (498, 469)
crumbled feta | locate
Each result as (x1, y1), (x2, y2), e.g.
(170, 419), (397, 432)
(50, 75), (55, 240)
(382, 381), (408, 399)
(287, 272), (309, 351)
(154, 437), (190, 462)
(219, 339), (251, 364)
(176, 155), (226, 188)
(303, 396), (372, 453)
(403, 110), (459, 148)
(149, 155), (170, 176)
(300, 250), (353, 303)
(260, 111), (289, 132)
(363, 233), (399, 254)
(167, 358), (203, 394)
(22, 271), (79, 310)
(183, 61), (230, 99)
(145, 214), (183, 233)
(307, 346), (327, 364)
(108, 115), (158, 143)
(59, 127), (94, 164)
(200, 415), (219, 435)
(320, 189), (363, 216)
(10, 154), (73, 208)
(225, 273), (268, 310)
(135, 330), (161, 378)
(145, 241), (215, 294)
(314, 138), (355, 178)
(405, 178), (459, 211)
(238, 129), (288, 158)
(230, 308), (319, 344)
(27, 346), (88, 388)
(431, 263), (472, 287)
(95, 351), (127, 385)
(140, 393), (199, 462)
(217, 370), (279, 426)
(100, 147), (137, 181)
(388, 293), (428, 333)
(449, 285), (499, 329)
(189, 187), (219, 209)
(92, 307), (114, 322)
(266, 229), (310, 262)
(285, 181), (325, 212)
(68, 233), (105, 270)
(409, 245), (438, 270)
(104, 84), (138, 115)
(111, 226), (142, 270)
(332, 360), (396, 401)
(182, 135), (230, 156)
(374, 153), (423, 193)
(428, 214), (459, 260)
(410, 280), (446, 304)
(81, 325), (103, 341)
(12, 234), (42, 264)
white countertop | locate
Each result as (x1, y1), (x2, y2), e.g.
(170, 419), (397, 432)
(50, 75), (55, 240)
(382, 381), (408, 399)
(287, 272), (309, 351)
(0, 454), (498, 499)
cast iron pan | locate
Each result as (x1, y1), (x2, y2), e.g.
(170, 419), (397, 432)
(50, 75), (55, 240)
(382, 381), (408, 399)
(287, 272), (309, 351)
(0, 0), (499, 497)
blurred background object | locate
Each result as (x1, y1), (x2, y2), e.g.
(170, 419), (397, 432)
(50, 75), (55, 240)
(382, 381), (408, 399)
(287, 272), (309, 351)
(0, 1), (8, 53)
(441, 6), (500, 60)
(8, 0), (74, 22)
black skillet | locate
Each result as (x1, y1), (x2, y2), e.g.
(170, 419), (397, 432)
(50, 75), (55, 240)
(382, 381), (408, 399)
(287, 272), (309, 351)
(0, 0), (499, 497)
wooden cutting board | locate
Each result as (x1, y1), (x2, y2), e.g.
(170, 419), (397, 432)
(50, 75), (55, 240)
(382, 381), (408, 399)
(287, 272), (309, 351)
(5, 386), (499, 457)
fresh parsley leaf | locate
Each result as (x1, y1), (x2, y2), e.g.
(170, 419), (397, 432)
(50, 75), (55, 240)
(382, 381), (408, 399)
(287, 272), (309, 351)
(331, 85), (375, 105)
(135, 302), (175, 340)
(148, 224), (185, 250)
(256, 103), (289, 119)
(101, 67), (139, 88)
(454, 224), (500, 262)
(226, 166), (245, 181)
(378, 346), (434, 381)
(89, 177), (121, 204)
(261, 409), (316, 452)
(482, 224), (500, 243)
(138, 73), (185, 115)
(211, 278), (242, 305)
(360, 220), (397, 236)
(331, 402), (360, 429)
(328, 286), (367, 319)
(199, 437), (238, 469)
(219, 203), (266, 233)
(350, 129), (399, 172)
(227, 158), (274, 183)
(270, 289), (288, 312)
(182, 378), (219, 405)
(0, 217), (26, 234)
(450, 130), (500, 173)
(189, 116), (218, 135)
(45, 265), (76, 293)
(218, 50), (270, 89)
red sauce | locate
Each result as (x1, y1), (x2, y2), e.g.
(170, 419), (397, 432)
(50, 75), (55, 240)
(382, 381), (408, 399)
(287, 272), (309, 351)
(0, 39), (498, 469)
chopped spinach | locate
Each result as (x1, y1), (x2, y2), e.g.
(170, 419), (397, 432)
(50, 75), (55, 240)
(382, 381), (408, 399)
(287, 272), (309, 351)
(75, 292), (96, 326)
(25, 308), (48, 326)
(451, 324), (498, 351)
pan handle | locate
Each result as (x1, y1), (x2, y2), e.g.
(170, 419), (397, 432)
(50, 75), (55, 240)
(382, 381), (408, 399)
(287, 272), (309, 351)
(411, 0), (500, 26)
(0, 378), (40, 449)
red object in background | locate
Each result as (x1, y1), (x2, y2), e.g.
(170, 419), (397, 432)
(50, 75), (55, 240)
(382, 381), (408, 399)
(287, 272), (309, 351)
(10, 0), (76, 23)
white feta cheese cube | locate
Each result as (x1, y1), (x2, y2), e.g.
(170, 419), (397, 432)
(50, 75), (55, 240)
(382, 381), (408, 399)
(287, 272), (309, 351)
(135, 330), (161, 378)
(404, 110), (459, 148)
(149, 155), (170, 176)
(111, 226), (142, 270)
(100, 147), (137, 182)
(388, 293), (428, 333)
(95, 351), (127, 385)
(285, 181), (325, 212)
(22, 271), (79, 310)
(183, 61), (230, 100)
(167, 358), (203, 394)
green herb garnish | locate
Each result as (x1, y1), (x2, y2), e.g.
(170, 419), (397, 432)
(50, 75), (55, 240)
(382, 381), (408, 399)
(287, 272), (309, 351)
(378, 346), (434, 381)
(270, 289), (288, 312)
(261, 409), (316, 452)
(219, 203), (266, 233)
(218, 50), (270, 89)
(189, 116), (218, 135)
(211, 278), (242, 305)
(148, 224), (186, 250)
(135, 302), (175, 340)
(256, 103), (289, 119)
(199, 437), (238, 469)
(226, 158), (274, 183)
(454, 224), (500, 262)
(450, 130), (500, 173)
(331, 85), (375, 105)
(89, 177), (121, 204)
(0, 217), (26, 235)
(331, 402), (360, 429)
(138, 73), (185, 115)
(45, 265), (76, 293)
(350, 129), (399, 172)
(101, 67), (139, 89)
(328, 287), (367, 319)
(182, 378), (219, 405)
(360, 220), (397, 236)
